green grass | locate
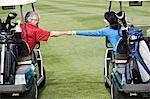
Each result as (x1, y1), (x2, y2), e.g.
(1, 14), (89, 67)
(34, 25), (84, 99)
(39, 36), (109, 99)
(0, 0), (150, 99)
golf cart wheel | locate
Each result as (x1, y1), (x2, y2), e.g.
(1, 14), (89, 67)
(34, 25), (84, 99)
(111, 79), (128, 99)
(104, 67), (110, 88)
(39, 67), (46, 88)
(21, 79), (38, 99)
(111, 79), (119, 99)
(0, 93), (13, 99)
(28, 79), (38, 99)
(105, 79), (110, 88)
(104, 59), (112, 88)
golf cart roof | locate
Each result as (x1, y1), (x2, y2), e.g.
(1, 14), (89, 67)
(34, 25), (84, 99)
(107, 0), (150, 1)
(0, 0), (37, 6)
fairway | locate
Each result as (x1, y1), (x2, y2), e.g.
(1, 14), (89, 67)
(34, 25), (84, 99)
(0, 0), (150, 99)
(37, 0), (110, 99)
(36, 0), (150, 99)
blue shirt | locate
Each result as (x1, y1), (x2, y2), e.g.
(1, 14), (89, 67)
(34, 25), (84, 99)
(76, 26), (122, 52)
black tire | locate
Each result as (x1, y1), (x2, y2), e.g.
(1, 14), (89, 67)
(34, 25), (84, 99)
(111, 79), (119, 99)
(0, 93), (12, 99)
(105, 81), (110, 88)
(38, 67), (46, 88)
(111, 78), (129, 99)
(28, 79), (38, 99)
(104, 67), (110, 88)
(104, 59), (111, 88)
(148, 94), (150, 99)
(21, 79), (38, 99)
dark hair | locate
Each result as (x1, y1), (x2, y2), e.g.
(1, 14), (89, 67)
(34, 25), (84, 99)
(104, 11), (120, 30)
(25, 11), (32, 22)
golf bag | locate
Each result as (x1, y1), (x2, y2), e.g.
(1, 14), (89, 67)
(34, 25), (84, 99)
(125, 27), (150, 84)
(0, 12), (30, 85)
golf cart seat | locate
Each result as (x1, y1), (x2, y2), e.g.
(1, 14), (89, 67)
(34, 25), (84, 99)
(115, 38), (129, 61)
(17, 41), (41, 65)
(17, 40), (30, 58)
(114, 38), (129, 74)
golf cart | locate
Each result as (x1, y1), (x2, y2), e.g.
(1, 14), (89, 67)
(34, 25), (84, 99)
(104, 0), (150, 99)
(0, 0), (46, 99)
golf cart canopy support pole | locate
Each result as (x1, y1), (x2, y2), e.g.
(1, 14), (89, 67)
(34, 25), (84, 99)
(120, 1), (122, 11)
(20, 5), (27, 38)
(108, 1), (112, 12)
(32, 3), (35, 11)
(19, 2), (36, 38)
(108, 1), (123, 11)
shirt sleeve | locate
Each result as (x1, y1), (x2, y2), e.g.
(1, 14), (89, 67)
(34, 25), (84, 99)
(76, 28), (106, 37)
(35, 27), (51, 42)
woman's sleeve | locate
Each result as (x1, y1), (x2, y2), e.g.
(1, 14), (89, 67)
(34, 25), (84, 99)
(76, 28), (106, 37)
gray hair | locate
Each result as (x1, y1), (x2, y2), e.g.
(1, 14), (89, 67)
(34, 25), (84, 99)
(25, 11), (40, 22)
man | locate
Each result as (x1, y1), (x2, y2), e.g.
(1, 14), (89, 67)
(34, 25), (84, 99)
(20, 11), (72, 54)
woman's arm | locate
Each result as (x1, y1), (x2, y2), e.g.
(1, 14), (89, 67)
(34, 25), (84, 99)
(72, 29), (106, 37)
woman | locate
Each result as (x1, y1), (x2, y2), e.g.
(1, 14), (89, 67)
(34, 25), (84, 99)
(72, 11), (122, 54)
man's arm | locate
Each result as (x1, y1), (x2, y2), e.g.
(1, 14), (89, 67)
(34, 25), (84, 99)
(50, 31), (73, 37)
